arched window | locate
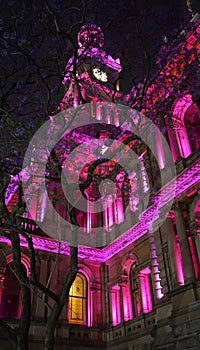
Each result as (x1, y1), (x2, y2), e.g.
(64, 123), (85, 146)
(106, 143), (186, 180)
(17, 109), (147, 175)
(0, 264), (22, 319)
(130, 263), (141, 317)
(0, 254), (30, 320)
(184, 103), (200, 152)
(68, 273), (87, 325)
(172, 94), (200, 158)
(130, 264), (153, 317)
(138, 267), (153, 314)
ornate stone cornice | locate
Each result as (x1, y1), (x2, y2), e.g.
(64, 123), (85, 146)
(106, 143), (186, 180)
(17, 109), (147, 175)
(0, 158), (199, 262)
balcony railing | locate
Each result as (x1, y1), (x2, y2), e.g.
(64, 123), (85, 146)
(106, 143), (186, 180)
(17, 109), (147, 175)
(0, 215), (44, 236)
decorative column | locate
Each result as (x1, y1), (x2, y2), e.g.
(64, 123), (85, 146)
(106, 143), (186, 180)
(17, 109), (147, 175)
(89, 281), (101, 328)
(119, 285), (124, 322)
(121, 276), (132, 321)
(91, 282), (101, 327)
(166, 215), (184, 287)
(111, 285), (121, 326)
(188, 219), (200, 280)
(0, 267), (5, 311)
(39, 190), (47, 221)
(149, 226), (164, 300)
(114, 174), (124, 224)
(103, 196), (113, 232)
(90, 284), (94, 328)
(96, 103), (101, 121)
(139, 156), (149, 193)
(139, 267), (153, 313)
(174, 203), (195, 282)
(164, 115), (179, 162)
(100, 263), (110, 327)
(155, 127), (165, 169)
(131, 270), (142, 317)
(191, 219), (200, 262)
(73, 83), (79, 107)
(84, 191), (91, 233)
(135, 163), (145, 212)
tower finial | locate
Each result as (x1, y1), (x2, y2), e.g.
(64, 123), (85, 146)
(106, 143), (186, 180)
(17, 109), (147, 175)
(78, 24), (104, 49)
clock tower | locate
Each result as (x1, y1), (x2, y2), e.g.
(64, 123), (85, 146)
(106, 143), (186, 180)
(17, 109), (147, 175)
(59, 24), (124, 110)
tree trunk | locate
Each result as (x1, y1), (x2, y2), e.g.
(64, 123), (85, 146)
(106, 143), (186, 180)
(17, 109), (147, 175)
(17, 285), (31, 350)
(44, 245), (78, 350)
(10, 232), (32, 350)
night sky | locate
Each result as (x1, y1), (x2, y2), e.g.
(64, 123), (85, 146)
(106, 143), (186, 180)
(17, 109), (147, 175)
(0, 1), (195, 115)
(0, 0), (199, 170)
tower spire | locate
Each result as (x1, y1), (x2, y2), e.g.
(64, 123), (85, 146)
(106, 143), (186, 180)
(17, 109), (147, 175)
(186, 0), (195, 17)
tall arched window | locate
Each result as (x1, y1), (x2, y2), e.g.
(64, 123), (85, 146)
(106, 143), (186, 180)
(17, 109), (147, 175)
(130, 264), (153, 317)
(68, 272), (87, 325)
(173, 94), (200, 158)
(130, 263), (141, 317)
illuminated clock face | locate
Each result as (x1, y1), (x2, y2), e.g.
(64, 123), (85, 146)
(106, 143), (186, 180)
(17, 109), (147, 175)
(92, 67), (108, 82)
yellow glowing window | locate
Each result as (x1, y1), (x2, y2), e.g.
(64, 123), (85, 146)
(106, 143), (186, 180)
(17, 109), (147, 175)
(68, 273), (87, 325)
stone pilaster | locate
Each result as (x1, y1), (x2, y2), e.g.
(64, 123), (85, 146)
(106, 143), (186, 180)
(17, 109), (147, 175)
(164, 114), (180, 163)
(100, 263), (110, 327)
(91, 281), (101, 327)
(166, 215), (179, 288)
(189, 220), (200, 263)
(120, 275), (132, 321)
(174, 203), (195, 282)
(35, 254), (48, 319)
